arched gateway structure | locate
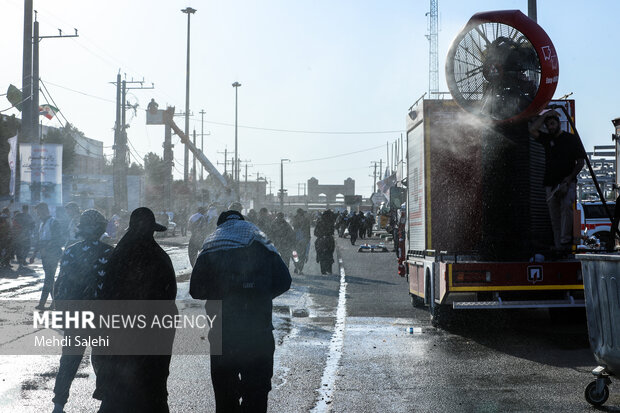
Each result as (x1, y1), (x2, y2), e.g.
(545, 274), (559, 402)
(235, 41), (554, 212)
(307, 177), (355, 203)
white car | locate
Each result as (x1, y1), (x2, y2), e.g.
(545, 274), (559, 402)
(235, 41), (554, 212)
(577, 202), (615, 249)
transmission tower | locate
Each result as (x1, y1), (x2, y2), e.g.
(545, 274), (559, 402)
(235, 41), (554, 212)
(426, 0), (439, 97)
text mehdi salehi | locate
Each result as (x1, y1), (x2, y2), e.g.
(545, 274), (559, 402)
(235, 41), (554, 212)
(34, 335), (109, 347)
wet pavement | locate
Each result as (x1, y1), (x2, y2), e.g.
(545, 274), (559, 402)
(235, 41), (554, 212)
(0, 234), (614, 412)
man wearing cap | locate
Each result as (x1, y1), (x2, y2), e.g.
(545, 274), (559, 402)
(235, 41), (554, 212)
(95, 207), (176, 412)
(529, 110), (586, 250)
(31, 202), (64, 310)
(190, 209), (291, 413)
(51, 209), (113, 413)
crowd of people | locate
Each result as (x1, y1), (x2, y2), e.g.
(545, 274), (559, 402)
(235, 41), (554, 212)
(0, 198), (382, 412)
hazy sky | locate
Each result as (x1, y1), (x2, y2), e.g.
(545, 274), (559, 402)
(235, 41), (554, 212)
(1, 0), (618, 196)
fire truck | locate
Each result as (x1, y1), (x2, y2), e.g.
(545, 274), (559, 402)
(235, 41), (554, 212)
(402, 10), (592, 325)
(404, 98), (584, 325)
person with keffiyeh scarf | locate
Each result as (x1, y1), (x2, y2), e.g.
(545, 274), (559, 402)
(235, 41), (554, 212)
(190, 210), (291, 413)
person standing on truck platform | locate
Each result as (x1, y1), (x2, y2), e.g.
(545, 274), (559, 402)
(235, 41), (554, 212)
(529, 109), (586, 250)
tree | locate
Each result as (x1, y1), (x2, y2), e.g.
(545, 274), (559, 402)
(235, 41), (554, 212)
(127, 162), (144, 176)
(44, 123), (79, 173)
(144, 152), (168, 209)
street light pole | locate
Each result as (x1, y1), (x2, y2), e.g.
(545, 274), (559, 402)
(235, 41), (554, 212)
(232, 81), (241, 199)
(181, 6), (196, 183)
(280, 158), (290, 212)
(200, 109), (205, 181)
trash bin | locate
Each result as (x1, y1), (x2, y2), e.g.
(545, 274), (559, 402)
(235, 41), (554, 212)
(576, 253), (620, 406)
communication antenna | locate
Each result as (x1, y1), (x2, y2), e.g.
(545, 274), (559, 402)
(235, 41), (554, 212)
(426, 0), (439, 97)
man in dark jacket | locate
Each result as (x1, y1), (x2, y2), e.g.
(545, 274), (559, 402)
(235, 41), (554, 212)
(529, 109), (586, 249)
(31, 202), (64, 309)
(96, 207), (177, 413)
(51, 209), (113, 413)
(13, 204), (35, 267)
(190, 210), (291, 413)
(291, 209), (311, 274)
(270, 212), (296, 269)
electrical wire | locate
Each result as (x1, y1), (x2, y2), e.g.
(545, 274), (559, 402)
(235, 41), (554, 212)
(39, 81), (107, 159)
(43, 79), (115, 104)
(253, 143), (384, 166)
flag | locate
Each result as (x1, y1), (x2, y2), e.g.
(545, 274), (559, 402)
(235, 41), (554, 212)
(39, 104), (58, 120)
(6, 84), (23, 112)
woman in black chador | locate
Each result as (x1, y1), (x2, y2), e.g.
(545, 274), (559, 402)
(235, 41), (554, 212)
(314, 210), (335, 275)
(95, 207), (177, 413)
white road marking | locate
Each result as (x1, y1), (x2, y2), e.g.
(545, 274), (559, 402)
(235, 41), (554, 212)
(311, 257), (347, 412)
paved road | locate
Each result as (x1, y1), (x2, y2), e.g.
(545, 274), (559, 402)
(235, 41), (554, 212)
(0, 234), (611, 412)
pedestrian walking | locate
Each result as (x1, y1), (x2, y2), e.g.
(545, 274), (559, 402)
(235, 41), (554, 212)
(64, 202), (81, 246)
(314, 210), (335, 275)
(13, 204), (35, 267)
(190, 209), (291, 413)
(31, 202), (64, 310)
(271, 212), (296, 269)
(51, 209), (113, 413)
(348, 210), (362, 245)
(256, 207), (273, 238)
(95, 207), (177, 413)
(0, 208), (13, 269)
(292, 209), (311, 274)
(188, 207), (208, 267)
(357, 211), (366, 240)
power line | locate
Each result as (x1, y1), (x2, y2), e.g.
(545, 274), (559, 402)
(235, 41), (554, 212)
(39, 81), (107, 159)
(253, 143), (385, 166)
(33, 80), (404, 137)
(43, 79), (115, 104)
(193, 118), (404, 135)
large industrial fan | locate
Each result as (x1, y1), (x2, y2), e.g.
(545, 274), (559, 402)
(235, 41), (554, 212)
(445, 10), (559, 122)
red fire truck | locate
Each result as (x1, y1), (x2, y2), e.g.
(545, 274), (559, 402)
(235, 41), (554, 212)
(403, 99), (584, 325)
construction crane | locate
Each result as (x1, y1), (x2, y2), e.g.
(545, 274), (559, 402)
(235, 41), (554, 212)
(162, 107), (229, 189)
(426, 0), (439, 97)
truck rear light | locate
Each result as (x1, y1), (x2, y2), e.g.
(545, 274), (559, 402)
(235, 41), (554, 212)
(455, 271), (492, 283)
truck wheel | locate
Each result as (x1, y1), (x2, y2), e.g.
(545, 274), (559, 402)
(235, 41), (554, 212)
(410, 294), (425, 308)
(430, 303), (453, 328)
(585, 380), (609, 406)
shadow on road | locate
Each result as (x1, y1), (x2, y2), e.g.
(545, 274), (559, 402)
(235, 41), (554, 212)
(440, 309), (594, 368)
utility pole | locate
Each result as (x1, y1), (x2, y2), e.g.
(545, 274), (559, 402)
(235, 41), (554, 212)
(280, 158), (290, 212)
(217, 149), (233, 177)
(22, 10), (78, 203)
(232, 81), (242, 200)
(33, 13), (78, 142)
(370, 161), (380, 193)
(112, 75), (153, 211)
(192, 129), (197, 199)
(200, 109), (206, 181)
(163, 108), (174, 211)
(181, 7), (196, 183)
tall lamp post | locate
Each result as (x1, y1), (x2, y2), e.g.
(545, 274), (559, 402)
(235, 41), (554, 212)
(280, 158), (290, 212)
(232, 81), (241, 199)
(181, 6), (196, 183)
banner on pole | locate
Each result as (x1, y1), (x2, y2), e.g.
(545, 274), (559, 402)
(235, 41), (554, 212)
(19, 144), (63, 205)
(8, 135), (17, 196)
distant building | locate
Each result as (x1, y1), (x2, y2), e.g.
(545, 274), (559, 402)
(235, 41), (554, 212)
(578, 145), (615, 201)
(307, 177), (355, 203)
